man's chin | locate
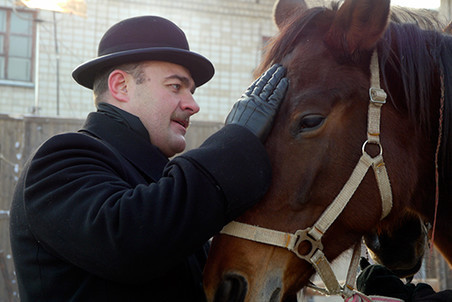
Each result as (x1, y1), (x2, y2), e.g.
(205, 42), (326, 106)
(167, 138), (186, 157)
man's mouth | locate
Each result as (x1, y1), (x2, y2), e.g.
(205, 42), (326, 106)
(173, 118), (189, 129)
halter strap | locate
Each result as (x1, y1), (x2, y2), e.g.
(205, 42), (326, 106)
(220, 51), (393, 300)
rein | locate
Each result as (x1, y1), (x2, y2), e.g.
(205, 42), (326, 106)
(220, 52), (396, 300)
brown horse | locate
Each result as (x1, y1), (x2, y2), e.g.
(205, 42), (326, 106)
(203, 0), (452, 301)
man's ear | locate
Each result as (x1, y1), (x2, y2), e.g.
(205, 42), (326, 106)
(108, 70), (130, 103)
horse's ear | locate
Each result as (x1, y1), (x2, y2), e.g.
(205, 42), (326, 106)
(444, 21), (452, 34)
(325, 0), (390, 55)
(273, 0), (307, 29)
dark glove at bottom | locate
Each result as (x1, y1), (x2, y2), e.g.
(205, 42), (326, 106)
(357, 258), (414, 301)
(357, 258), (452, 302)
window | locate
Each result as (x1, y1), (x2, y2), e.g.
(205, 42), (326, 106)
(0, 8), (35, 83)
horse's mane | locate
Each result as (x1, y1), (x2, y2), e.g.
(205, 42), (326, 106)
(376, 10), (452, 189)
(258, 3), (452, 192)
(257, 6), (329, 75)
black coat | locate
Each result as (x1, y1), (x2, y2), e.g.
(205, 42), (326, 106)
(10, 110), (272, 301)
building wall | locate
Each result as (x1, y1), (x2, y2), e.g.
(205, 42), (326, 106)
(441, 0), (452, 20)
(0, 0), (448, 121)
(0, 0), (278, 122)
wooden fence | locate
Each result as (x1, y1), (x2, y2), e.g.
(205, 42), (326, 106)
(0, 113), (221, 302)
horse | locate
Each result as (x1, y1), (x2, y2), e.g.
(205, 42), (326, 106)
(203, 0), (452, 301)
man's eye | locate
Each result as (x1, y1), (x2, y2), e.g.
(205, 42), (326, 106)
(171, 84), (181, 90)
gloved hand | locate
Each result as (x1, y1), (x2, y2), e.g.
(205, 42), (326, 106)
(357, 258), (452, 301)
(225, 64), (289, 142)
(357, 258), (415, 301)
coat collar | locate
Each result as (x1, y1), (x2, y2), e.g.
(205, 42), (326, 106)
(80, 111), (169, 182)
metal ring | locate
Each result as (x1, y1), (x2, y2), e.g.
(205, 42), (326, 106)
(362, 140), (383, 158)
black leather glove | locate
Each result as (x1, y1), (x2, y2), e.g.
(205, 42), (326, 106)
(356, 258), (452, 302)
(225, 64), (289, 142)
(357, 258), (452, 301)
(357, 258), (414, 301)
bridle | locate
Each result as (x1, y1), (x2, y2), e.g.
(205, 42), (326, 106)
(220, 52), (397, 300)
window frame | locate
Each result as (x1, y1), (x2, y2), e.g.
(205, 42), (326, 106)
(0, 7), (36, 87)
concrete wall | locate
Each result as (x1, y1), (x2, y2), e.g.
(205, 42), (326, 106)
(0, 0), (278, 122)
(1, 0), (448, 121)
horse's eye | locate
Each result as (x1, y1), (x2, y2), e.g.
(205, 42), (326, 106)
(298, 115), (325, 132)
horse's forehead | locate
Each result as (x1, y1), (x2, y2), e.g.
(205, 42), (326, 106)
(285, 39), (371, 101)
(285, 41), (331, 77)
(285, 45), (352, 94)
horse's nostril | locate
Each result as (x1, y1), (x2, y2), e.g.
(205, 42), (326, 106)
(214, 274), (247, 302)
(270, 288), (281, 302)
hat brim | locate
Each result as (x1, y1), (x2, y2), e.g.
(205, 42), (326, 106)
(72, 47), (215, 89)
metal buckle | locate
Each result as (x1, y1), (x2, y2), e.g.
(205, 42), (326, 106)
(369, 87), (387, 104)
(290, 228), (324, 261)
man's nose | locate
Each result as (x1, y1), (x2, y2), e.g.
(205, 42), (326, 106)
(181, 94), (200, 114)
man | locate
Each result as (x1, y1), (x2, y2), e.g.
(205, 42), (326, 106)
(9, 16), (288, 301)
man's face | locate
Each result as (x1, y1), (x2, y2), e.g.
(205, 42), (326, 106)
(125, 61), (199, 157)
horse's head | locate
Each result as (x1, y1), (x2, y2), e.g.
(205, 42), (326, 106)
(204, 0), (449, 301)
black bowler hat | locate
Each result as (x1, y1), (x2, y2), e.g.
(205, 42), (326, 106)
(72, 16), (215, 89)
